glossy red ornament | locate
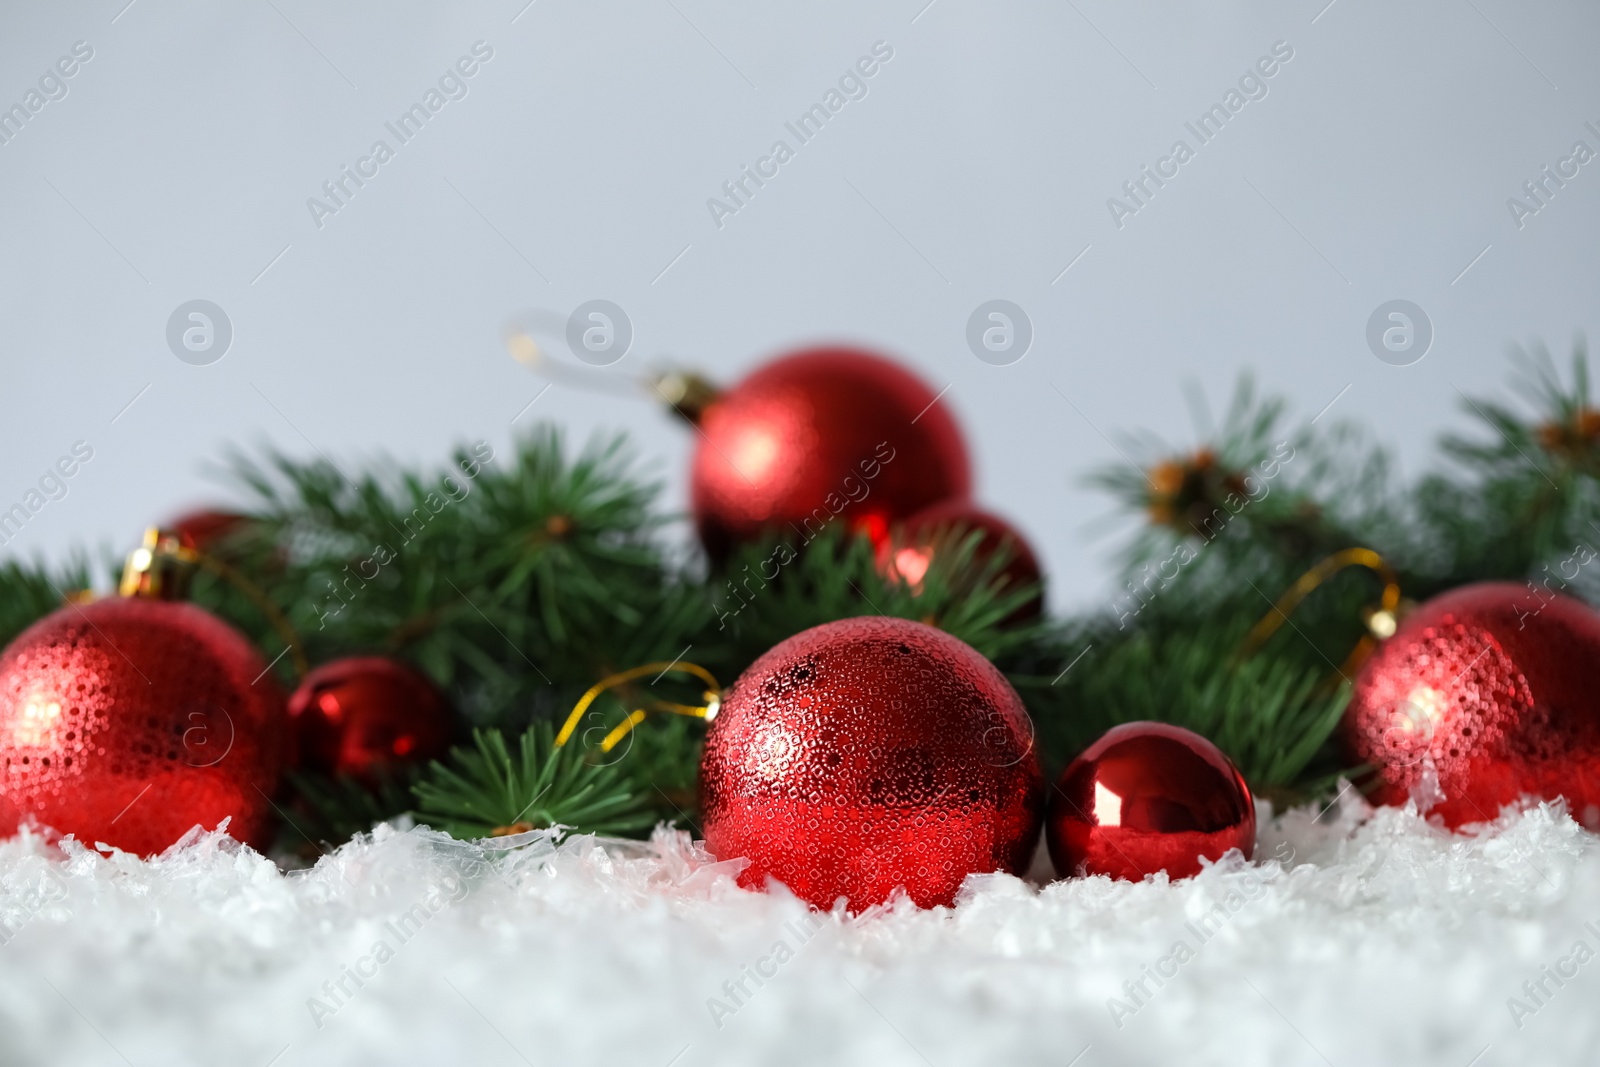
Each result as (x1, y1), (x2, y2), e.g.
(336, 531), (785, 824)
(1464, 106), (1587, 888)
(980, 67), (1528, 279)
(0, 598), (285, 855)
(690, 347), (971, 560)
(288, 657), (453, 781)
(700, 616), (1042, 910)
(1343, 581), (1600, 829)
(1047, 722), (1256, 881)
(879, 499), (1044, 620)
(169, 509), (250, 553)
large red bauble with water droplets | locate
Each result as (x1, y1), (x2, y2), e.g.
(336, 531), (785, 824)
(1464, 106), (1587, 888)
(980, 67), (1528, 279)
(1046, 722), (1255, 881)
(0, 598), (285, 855)
(690, 348), (971, 560)
(288, 656), (453, 782)
(699, 616), (1043, 910)
(1343, 581), (1600, 829)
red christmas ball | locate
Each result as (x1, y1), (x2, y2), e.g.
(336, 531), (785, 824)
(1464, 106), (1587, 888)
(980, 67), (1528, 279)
(1046, 722), (1255, 881)
(690, 347), (971, 560)
(169, 509), (251, 553)
(1344, 581), (1600, 829)
(699, 616), (1042, 910)
(879, 499), (1044, 620)
(287, 656), (453, 781)
(0, 597), (285, 855)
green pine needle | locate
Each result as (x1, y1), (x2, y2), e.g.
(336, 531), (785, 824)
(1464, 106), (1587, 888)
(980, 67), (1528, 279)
(1019, 617), (1351, 794)
(709, 522), (1044, 669)
(412, 724), (659, 839)
(1414, 341), (1600, 586)
(0, 558), (90, 650)
(276, 768), (419, 852)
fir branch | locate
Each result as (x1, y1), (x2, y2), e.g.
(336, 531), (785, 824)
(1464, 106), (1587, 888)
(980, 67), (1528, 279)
(1085, 375), (1391, 596)
(1018, 614), (1351, 793)
(412, 724), (659, 839)
(707, 524), (1043, 672)
(0, 557), (90, 650)
(617, 713), (703, 828)
(1441, 342), (1596, 478)
(1415, 341), (1600, 587)
(192, 430), (711, 729)
(276, 768), (418, 853)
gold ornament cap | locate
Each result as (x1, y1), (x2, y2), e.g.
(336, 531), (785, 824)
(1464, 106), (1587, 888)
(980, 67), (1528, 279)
(650, 369), (720, 425)
(119, 527), (198, 601)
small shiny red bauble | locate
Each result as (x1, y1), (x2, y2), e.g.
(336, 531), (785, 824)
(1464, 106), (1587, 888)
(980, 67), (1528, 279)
(169, 509), (250, 553)
(1047, 722), (1255, 881)
(0, 598), (285, 855)
(287, 657), (453, 781)
(700, 616), (1042, 910)
(1344, 581), (1600, 829)
(690, 347), (971, 560)
(880, 499), (1044, 620)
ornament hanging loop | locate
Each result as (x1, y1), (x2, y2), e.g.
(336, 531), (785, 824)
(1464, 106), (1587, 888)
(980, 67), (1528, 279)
(505, 325), (719, 424)
(556, 661), (722, 754)
(1239, 547), (1404, 674)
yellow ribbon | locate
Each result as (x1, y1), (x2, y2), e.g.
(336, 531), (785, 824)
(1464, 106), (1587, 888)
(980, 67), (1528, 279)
(555, 661), (722, 753)
(1239, 547), (1403, 677)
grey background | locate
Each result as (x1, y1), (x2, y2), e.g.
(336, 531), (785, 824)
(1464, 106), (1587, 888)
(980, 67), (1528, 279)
(0, 0), (1594, 613)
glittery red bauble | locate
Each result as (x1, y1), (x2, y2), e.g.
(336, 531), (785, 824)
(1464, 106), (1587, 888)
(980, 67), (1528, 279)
(1046, 722), (1255, 881)
(690, 348), (971, 560)
(699, 616), (1042, 910)
(1344, 581), (1600, 829)
(879, 499), (1044, 620)
(287, 656), (453, 781)
(0, 598), (286, 855)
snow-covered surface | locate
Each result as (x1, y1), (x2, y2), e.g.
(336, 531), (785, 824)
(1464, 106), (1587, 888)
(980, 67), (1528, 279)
(1, 791), (1597, 1066)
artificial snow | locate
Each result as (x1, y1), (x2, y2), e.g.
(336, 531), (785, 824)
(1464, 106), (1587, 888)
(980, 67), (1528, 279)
(1, 789), (1597, 1066)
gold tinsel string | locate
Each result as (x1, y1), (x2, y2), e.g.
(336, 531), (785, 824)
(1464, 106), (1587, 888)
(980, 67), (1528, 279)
(1238, 547), (1404, 679)
(555, 661), (722, 754)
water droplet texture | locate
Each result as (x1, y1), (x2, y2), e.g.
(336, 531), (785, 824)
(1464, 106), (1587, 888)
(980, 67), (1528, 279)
(0, 598), (285, 855)
(690, 348), (971, 560)
(1047, 721), (1255, 881)
(1345, 581), (1600, 829)
(700, 616), (1042, 910)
